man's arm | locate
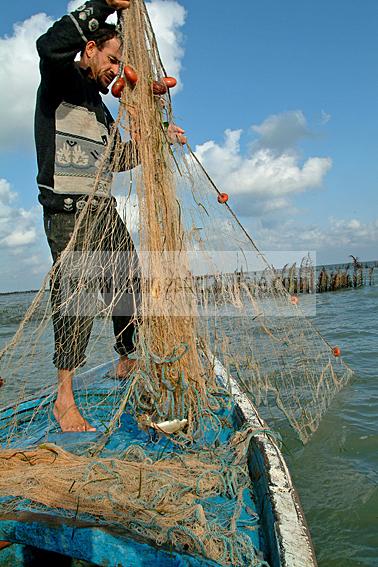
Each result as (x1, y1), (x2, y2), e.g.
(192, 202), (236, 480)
(113, 123), (186, 172)
(36, 1), (115, 76)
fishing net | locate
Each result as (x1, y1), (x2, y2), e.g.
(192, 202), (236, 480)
(0, 426), (270, 566)
(0, 1), (352, 564)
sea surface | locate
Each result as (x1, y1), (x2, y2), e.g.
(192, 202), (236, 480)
(286, 283), (378, 567)
(0, 278), (377, 567)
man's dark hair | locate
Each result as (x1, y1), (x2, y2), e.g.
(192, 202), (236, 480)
(81, 24), (122, 55)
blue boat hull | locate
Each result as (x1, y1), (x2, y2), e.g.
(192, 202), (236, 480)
(0, 361), (317, 566)
(0, 513), (219, 566)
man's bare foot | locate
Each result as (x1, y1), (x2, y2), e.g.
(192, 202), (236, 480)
(54, 368), (96, 432)
(53, 401), (96, 432)
(115, 355), (136, 379)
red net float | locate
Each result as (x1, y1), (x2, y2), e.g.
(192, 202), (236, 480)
(217, 193), (229, 204)
(152, 80), (168, 95)
(290, 295), (299, 305)
(332, 346), (341, 357)
(111, 77), (125, 98)
(0, 542), (12, 550)
(124, 65), (138, 86)
(162, 76), (177, 89)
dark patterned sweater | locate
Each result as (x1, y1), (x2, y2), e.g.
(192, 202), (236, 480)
(35, 0), (132, 213)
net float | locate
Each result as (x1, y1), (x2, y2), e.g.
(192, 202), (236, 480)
(124, 65), (138, 86)
(332, 346), (341, 357)
(162, 76), (177, 89)
(0, 542), (11, 551)
(217, 193), (229, 204)
(291, 295), (299, 305)
(152, 80), (168, 95)
(111, 77), (125, 98)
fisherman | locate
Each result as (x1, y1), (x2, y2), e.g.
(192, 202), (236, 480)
(35, 0), (185, 432)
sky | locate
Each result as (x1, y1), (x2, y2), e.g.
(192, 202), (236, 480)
(0, 0), (377, 291)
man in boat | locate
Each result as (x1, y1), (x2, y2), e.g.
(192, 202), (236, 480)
(35, 0), (185, 432)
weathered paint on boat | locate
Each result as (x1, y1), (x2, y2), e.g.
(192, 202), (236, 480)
(0, 513), (218, 566)
(0, 360), (317, 566)
(214, 360), (317, 567)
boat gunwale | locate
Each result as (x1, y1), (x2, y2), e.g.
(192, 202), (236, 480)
(213, 358), (318, 567)
(0, 359), (318, 566)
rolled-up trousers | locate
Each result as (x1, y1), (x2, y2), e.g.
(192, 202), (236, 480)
(43, 201), (140, 370)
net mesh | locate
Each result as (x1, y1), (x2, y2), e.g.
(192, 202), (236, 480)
(0, 1), (352, 564)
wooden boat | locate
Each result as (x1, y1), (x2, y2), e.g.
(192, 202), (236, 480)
(0, 360), (317, 566)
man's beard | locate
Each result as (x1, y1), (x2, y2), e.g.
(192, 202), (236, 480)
(98, 82), (109, 95)
(97, 72), (114, 94)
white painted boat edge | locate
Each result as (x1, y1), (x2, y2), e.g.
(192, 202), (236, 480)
(213, 358), (318, 567)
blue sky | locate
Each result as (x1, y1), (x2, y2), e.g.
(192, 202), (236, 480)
(0, 0), (377, 291)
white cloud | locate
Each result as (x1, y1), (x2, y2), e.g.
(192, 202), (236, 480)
(320, 110), (331, 125)
(193, 114), (376, 260)
(116, 192), (140, 235)
(0, 180), (39, 250)
(252, 110), (309, 152)
(345, 219), (361, 230)
(195, 123), (332, 218)
(0, 179), (16, 219)
(0, 13), (54, 150)
(2, 228), (37, 248)
(147, 0), (186, 84)
(0, 178), (50, 291)
(328, 217), (378, 244)
(0, 1), (186, 151)
(67, 0), (86, 11)
(0, 178), (16, 203)
(246, 216), (378, 257)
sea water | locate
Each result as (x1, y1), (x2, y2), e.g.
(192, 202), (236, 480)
(0, 281), (377, 567)
(286, 284), (378, 567)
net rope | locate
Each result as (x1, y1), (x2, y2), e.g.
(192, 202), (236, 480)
(0, 1), (352, 564)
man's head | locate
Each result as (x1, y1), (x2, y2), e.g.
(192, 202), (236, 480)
(80, 25), (122, 93)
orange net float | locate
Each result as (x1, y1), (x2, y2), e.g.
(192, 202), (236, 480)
(124, 65), (138, 86)
(162, 76), (177, 89)
(111, 77), (125, 98)
(152, 77), (177, 95)
(217, 193), (229, 204)
(332, 346), (341, 357)
(0, 542), (12, 551)
(290, 295), (299, 305)
(152, 80), (168, 95)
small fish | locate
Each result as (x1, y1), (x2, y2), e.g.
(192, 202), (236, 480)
(150, 418), (188, 434)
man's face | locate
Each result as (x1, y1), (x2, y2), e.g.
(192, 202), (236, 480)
(87, 37), (122, 92)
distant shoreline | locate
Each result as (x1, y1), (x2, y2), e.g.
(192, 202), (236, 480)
(0, 259), (376, 296)
(0, 290), (43, 297)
